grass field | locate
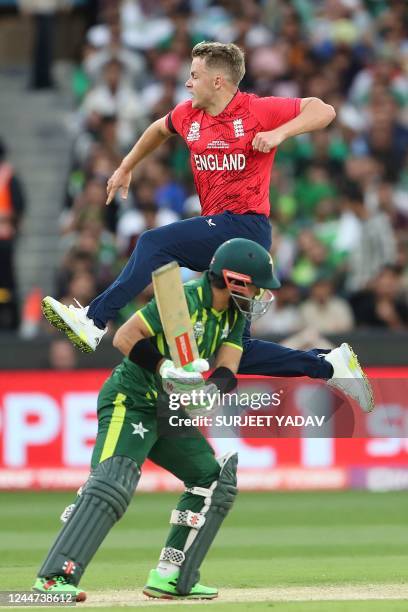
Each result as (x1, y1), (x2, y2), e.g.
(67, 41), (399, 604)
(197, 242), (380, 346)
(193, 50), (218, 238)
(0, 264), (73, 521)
(1, 490), (407, 610)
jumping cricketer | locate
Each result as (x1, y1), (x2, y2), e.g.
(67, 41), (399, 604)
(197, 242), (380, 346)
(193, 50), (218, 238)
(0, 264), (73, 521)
(42, 41), (373, 412)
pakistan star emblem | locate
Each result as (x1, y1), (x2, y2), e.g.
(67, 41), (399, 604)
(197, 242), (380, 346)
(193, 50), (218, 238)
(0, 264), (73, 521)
(221, 324), (229, 339)
(131, 422), (149, 439)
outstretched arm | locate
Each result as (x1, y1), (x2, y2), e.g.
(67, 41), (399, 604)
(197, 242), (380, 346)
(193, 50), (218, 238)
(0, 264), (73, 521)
(106, 116), (174, 204)
(252, 97), (336, 153)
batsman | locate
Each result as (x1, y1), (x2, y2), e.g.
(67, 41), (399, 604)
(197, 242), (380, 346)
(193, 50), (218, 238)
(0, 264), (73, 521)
(33, 238), (279, 601)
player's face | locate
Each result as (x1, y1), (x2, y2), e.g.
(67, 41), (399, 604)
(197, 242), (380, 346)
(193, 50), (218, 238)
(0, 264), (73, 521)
(247, 284), (261, 299)
(185, 57), (218, 109)
(231, 284), (275, 321)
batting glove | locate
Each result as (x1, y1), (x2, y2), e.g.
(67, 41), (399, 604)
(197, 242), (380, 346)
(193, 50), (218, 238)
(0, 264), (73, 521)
(184, 382), (220, 416)
(160, 358), (210, 395)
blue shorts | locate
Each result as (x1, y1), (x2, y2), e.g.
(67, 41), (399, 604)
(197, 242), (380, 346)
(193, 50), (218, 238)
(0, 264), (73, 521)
(88, 211), (271, 325)
(87, 211), (331, 380)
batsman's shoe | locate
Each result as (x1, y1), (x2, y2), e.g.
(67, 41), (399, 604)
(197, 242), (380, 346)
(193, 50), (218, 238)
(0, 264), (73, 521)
(325, 343), (374, 413)
(41, 297), (106, 353)
(33, 576), (86, 602)
(143, 569), (218, 600)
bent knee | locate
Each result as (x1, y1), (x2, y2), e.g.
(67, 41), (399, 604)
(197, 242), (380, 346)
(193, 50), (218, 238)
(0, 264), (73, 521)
(185, 463), (221, 489)
(138, 226), (169, 250)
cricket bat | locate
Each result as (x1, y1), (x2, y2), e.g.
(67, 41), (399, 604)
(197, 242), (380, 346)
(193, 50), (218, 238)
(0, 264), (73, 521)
(152, 261), (199, 368)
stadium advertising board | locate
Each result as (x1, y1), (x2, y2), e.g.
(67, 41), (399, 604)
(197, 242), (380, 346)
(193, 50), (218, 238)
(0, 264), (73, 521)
(0, 369), (407, 491)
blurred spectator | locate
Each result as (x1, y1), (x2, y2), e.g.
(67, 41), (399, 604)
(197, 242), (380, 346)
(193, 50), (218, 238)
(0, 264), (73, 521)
(343, 182), (397, 292)
(62, 179), (102, 231)
(47, 337), (78, 370)
(291, 230), (335, 288)
(117, 199), (178, 258)
(55, 247), (95, 298)
(83, 22), (146, 87)
(350, 266), (408, 329)
(362, 92), (408, 180)
(252, 281), (303, 337)
(0, 139), (26, 330)
(57, 228), (117, 298)
(59, 271), (98, 309)
(20, 287), (43, 339)
(183, 194), (201, 218)
(0, 140), (25, 231)
(294, 163), (337, 220)
(80, 58), (147, 149)
(18, 0), (72, 90)
(154, 165), (187, 216)
(48, 0), (408, 334)
(300, 277), (354, 334)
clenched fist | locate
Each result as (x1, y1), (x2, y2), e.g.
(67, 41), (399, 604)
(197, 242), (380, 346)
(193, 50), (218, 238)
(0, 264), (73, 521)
(252, 129), (285, 153)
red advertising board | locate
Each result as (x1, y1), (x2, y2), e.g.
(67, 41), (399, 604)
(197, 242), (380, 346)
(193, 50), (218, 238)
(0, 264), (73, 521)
(0, 369), (407, 491)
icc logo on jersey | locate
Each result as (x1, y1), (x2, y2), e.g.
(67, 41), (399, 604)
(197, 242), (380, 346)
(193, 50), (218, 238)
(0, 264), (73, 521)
(187, 121), (200, 142)
(193, 322), (205, 338)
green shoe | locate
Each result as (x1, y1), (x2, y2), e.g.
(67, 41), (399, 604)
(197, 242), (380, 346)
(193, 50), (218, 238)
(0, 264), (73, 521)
(33, 577), (86, 602)
(143, 569), (218, 600)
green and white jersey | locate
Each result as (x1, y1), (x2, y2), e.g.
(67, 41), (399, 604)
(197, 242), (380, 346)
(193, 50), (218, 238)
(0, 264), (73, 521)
(110, 272), (245, 407)
(137, 271), (245, 359)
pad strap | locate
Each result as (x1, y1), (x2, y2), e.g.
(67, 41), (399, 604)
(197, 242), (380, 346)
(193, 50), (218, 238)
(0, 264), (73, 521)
(185, 486), (213, 497)
(170, 510), (205, 529)
(159, 547), (185, 566)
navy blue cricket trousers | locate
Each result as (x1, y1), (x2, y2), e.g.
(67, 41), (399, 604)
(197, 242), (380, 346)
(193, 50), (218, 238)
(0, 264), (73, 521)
(88, 212), (331, 379)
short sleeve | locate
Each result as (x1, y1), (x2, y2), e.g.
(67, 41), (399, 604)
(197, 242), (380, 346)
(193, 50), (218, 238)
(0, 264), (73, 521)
(223, 311), (246, 352)
(250, 95), (301, 131)
(136, 284), (197, 337)
(165, 99), (192, 136)
(136, 298), (163, 336)
(165, 112), (177, 134)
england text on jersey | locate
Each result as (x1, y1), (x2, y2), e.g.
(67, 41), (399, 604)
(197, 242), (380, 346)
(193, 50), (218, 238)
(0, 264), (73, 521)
(166, 91), (300, 217)
(193, 153), (246, 172)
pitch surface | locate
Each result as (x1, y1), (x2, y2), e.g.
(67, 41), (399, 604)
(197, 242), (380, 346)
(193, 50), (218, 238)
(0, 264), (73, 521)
(1, 490), (407, 610)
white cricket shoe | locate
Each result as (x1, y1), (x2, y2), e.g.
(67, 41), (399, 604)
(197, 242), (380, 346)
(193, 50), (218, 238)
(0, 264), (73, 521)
(41, 296), (107, 353)
(324, 343), (374, 413)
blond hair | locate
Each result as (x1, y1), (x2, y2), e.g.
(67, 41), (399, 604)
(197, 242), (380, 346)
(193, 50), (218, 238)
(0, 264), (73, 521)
(191, 41), (245, 85)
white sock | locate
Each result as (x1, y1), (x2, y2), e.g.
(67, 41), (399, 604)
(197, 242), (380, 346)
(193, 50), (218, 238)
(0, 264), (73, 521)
(156, 560), (179, 577)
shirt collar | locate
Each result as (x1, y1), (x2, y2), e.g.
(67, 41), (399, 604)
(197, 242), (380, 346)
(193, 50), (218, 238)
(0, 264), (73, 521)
(205, 89), (242, 118)
(199, 271), (213, 309)
(199, 271), (234, 317)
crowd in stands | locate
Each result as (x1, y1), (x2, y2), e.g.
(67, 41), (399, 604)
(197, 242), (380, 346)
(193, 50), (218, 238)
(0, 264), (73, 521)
(52, 0), (408, 342)
(0, 139), (26, 331)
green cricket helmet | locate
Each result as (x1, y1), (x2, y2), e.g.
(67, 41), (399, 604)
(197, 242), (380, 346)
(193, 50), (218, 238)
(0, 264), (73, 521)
(209, 238), (280, 320)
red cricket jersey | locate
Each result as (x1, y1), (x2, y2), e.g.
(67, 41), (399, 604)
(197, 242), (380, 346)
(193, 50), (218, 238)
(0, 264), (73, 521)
(166, 90), (300, 216)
